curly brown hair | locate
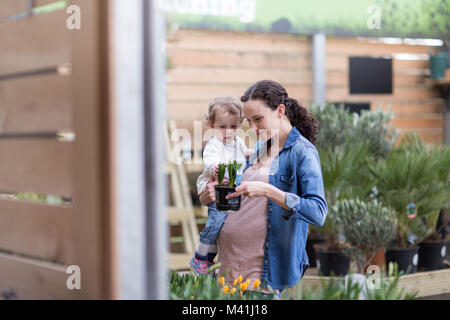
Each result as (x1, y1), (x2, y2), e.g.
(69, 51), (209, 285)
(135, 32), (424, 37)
(241, 80), (319, 145)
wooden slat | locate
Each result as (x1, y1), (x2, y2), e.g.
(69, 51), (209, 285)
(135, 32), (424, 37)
(0, 9), (70, 76)
(327, 38), (434, 55)
(0, 252), (80, 299)
(327, 72), (429, 86)
(326, 86), (442, 101)
(0, 199), (73, 264)
(168, 67), (311, 86)
(377, 103), (445, 115)
(70, 0), (114, 299)
(286, 268), (450, 299)
(0, 139), (73, 197)
(392, 117), (445, 130)
(0, 73), (72, 134)
(169, 253), (192, 271)
(167, 48), (311, 69)
(168, 29), (311, 53)
(168, 84), (312, 102)
(0, 0), (61, 18)
(0, 0), (26, 18)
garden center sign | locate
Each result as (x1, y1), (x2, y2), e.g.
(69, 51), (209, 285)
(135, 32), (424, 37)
(159, 0), (450, 40)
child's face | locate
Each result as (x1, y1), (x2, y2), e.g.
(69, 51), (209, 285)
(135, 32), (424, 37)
(211, 111), (241, 144)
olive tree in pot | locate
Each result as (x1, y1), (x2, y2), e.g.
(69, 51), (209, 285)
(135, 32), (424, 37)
(215, 161), (243, 211)
(369, 134), (450, 274)
(330, 199), (397, 275)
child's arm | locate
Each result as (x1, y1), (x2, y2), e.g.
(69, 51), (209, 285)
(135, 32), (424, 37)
(202, 139), (222, 178)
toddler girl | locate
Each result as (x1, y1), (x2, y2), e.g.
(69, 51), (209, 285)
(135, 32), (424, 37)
(190, 96), (252, 276)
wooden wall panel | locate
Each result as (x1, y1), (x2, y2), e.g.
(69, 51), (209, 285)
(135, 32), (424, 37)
(326, 37), (445, 144)
(0, 0), (114, 300)
(0, 9), (70, 76)
(0, 73), (72, 134)
(0, 199), (73, 264)
(0, 139), (73, 197)
(0, 252), (79, 300)
(0, 0), (60, 18)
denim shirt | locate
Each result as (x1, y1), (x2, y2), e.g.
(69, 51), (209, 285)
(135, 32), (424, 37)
(243, 126), (327, 290)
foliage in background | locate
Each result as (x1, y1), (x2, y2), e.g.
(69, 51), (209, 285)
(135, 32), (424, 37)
(308, 103), (397, 248)
(330, 199), (397, 273)
(309, 103), (398, 159)
(15, 192), (68, 205)
(369, 133), (450, 248)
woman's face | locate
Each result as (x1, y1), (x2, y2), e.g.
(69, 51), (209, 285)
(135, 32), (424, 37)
(243, 99), (283, 140)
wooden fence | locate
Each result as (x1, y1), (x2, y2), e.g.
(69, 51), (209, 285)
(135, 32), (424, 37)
(167, 29), (446, 149)
(0, 0), (114, 299)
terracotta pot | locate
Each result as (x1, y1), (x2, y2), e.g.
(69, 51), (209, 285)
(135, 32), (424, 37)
(364, 249), (386, 273)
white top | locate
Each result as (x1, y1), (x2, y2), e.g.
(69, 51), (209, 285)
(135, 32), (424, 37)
(196, 136), (248, 196)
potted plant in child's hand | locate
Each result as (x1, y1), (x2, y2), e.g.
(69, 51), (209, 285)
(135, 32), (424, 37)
(215, 161), (243, 211)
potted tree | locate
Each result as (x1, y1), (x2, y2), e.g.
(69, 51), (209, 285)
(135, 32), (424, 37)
(330, 199), (397, 274)
(215, 161), (243, 211)
(369, 134), (450, 274)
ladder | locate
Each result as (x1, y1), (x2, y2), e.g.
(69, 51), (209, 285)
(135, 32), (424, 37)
(164, 119), (200, 271)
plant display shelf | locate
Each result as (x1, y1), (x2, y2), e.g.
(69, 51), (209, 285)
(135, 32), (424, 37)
(285, 267), (450, 298)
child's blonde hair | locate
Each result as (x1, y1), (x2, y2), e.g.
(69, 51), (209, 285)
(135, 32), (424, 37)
(204, 96), (243, 128)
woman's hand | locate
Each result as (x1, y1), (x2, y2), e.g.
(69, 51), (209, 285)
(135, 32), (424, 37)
(226, 181), (290, 211)
(225, 181), (269, 200)
(199, 176), (229, 206)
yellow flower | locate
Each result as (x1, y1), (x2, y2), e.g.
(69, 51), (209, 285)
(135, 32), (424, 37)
(218, 277), (225, 287)
(233, 278), (238, 286)
(222, 285), (229, 293)
(240, 283), (248, 292)
(253, 280), (261, 289)
(244, 279), (251, 286)
(229, 287), (237, 295)
(237, 276), (243, 284)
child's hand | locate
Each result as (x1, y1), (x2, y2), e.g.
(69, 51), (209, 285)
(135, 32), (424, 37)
(245, 150), (254, 159)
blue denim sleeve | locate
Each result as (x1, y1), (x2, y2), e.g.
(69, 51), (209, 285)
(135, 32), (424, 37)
(281, 147), (327, 226)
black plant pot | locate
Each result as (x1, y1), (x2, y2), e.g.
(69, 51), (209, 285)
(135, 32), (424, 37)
(385, 247), (419, 274)
(215, 185), (241, 211)
(315, 249), (350, 276)
(418, 241), (446, 271)
(306, 238), (326, 268)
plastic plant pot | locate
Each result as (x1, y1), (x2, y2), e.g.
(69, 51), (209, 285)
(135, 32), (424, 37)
(215, 185), (241, 211)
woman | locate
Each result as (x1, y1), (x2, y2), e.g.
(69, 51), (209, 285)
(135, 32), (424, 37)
(199, 80), (327, 296)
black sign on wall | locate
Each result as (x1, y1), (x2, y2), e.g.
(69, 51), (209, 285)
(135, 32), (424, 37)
(349, 57), (393, 94)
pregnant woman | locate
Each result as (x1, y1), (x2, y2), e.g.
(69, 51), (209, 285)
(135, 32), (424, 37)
(199, 80), (328, 297)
